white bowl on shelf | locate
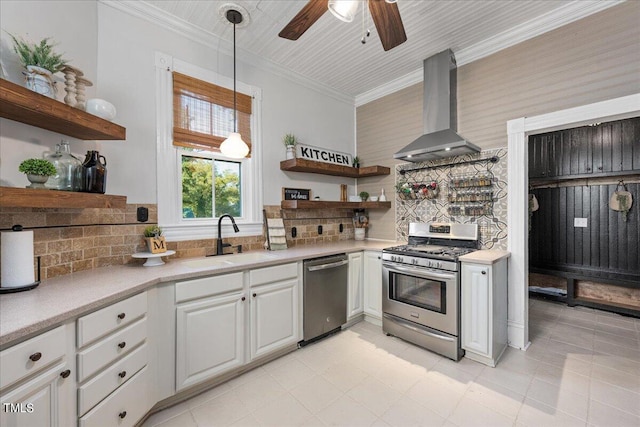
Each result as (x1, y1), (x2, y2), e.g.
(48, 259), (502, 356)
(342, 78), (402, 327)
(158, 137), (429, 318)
(369, 196), (379, 202)
(86, 98), (116, 121)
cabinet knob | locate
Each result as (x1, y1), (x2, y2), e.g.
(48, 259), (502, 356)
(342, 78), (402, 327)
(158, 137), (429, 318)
(60, 369), (71, 379)
(598, 166), (603, 170)
(241, 296), (246, 301)
(117, 342), (126, 349)
(117, 312), (126, 320)
(118, 370), (127, 379)
(252, 293), (257, 298)
(29, 352), (42, 362)
(481, 270), (487, 275)
(119, 411), (127, 419)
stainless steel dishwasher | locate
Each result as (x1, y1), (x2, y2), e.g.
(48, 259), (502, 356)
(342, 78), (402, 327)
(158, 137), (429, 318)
(301, 254), (349, 345)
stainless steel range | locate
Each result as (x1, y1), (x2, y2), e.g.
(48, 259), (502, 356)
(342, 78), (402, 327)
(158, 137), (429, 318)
(382, 222), (478, 361)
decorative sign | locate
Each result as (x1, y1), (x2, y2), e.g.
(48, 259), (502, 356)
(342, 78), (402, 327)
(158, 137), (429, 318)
(296, 143), (353, 166)
(282, 188), (311, 201)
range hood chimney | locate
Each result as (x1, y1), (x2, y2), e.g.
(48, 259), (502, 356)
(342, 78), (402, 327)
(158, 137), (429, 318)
(394, 49), (480, 163)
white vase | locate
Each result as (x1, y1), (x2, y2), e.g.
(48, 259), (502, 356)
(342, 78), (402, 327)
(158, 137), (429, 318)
(379, 188), (387, 202)
(24, 66), (56, 98)
(285, 146), (296, 160)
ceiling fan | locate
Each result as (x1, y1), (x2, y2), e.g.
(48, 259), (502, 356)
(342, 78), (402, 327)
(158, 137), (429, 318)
(278, 0), (407, 51)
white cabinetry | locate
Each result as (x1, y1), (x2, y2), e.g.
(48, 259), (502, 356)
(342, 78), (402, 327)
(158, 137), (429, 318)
(363, 251), (383, 322)
(461, 257), (508, 367)
(0, 324), (75, 427)
(249, 263), (299, 360)
(348, 252), (364, 320)
(175, 272), (244, 391)
(77, 292), (151, 426)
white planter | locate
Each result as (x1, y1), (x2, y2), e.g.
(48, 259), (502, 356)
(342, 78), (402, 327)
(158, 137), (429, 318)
(24, 66), (56, 98)
(285, 146), (296, 160)
(354, 228), (365, 241)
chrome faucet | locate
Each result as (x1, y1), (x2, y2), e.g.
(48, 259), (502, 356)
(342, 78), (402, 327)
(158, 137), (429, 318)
(216, 214), (240, 255)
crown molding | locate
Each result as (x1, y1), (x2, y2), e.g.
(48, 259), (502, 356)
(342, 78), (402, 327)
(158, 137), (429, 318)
(98, 0), (355, 105)
(355, 0), (625, 107)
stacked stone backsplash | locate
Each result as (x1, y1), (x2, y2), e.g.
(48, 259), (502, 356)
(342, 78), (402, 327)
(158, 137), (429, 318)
(0, 204), (360, 280)
(395, 148), (508, 249)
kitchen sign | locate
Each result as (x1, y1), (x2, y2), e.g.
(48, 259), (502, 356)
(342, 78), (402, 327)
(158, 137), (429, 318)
(282, 188), (311, 201)
(296, 143), (353, 166)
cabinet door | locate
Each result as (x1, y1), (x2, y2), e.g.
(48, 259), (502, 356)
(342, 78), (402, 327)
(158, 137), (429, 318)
(175, 292), (245, 391)
(0, 362), (74, 427)
(347, 252), (364, 319)
(363, 251), (382, 320)
(250, 279), (299, 360)
(461, 263), (491, 356)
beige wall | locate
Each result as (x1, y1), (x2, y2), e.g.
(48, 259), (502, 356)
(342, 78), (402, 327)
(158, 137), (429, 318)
(357, 2), (640, 240)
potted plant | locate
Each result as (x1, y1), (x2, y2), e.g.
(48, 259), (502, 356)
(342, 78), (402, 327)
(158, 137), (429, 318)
(359, 191), (369, 202)
(282, 133), (298, 159)
(352, 156), (360, 168)
(143, 225), (167, 254)
(19, 158), (57, 189)
(8, 33), (67, 98)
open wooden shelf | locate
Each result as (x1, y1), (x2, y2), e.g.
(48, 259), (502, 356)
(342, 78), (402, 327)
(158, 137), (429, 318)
(0, 187), (127, 209)
(280, 158), (390, 178)
(0, 78), (126, 140)
(281, 200), (391, 210)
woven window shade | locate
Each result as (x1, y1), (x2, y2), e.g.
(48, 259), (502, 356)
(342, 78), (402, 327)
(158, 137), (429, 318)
(173, 72), (252, 155)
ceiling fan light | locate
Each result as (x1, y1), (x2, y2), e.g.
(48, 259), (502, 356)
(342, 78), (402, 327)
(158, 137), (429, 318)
(220, 132), (250, 158)
(328, 0), (359, 23)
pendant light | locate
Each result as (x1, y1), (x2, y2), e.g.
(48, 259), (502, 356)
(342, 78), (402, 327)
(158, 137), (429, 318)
(220, 8), (250, 159)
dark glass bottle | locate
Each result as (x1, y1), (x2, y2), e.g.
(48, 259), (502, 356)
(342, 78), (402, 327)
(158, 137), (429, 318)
(80, 151), (107, 193)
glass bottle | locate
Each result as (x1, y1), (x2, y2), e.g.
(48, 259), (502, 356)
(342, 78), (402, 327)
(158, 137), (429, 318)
(43, 141), (82, 191)
(80, 150), (107, 193)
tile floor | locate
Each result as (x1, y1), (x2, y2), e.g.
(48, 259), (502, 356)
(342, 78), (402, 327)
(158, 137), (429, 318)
(143, 298), (640, 426)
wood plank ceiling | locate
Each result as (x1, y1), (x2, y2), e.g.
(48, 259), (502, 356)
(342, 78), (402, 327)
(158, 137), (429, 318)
(141, 0), (617, 98)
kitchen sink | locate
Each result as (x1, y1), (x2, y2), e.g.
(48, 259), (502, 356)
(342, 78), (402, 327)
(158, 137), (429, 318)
(181, 252), (279, 269)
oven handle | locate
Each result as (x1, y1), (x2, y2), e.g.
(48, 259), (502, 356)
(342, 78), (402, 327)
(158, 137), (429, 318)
(383, 263), (456, 281)
(383, 314), (455, 342)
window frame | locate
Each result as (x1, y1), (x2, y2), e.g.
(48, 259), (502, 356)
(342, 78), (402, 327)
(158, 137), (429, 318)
(155, 53), (263, 241)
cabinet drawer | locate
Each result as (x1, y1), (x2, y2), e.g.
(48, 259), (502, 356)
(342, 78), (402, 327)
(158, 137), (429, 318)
(175, 272), (243, 303)
(0, 325), (66, 390)
(77, 292), (147, 347)
(79, 366), (150, 427)
(78, 344), (148, 416)
(77, 317), (147, 382)
(249, 262), (297, 286)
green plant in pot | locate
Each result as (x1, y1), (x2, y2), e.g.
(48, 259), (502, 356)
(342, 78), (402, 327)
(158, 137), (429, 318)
(352, 156), (360, 168)
(283, 133), (298, 160)
(8, 33), (67, 98)
(143, 225), (167, 254)
(359, 191), (369, 202)
(19, 158), (56, 189)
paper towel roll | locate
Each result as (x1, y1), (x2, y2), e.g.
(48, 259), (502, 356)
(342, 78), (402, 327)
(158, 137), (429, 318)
(1, 230), (35, 287)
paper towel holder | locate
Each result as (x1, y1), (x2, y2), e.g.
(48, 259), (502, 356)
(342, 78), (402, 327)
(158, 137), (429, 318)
(0, 225), (41, 294)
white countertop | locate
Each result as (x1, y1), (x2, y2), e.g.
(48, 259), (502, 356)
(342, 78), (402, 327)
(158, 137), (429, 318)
(0, 240), (393, 348)
(459, 249), (511, 265)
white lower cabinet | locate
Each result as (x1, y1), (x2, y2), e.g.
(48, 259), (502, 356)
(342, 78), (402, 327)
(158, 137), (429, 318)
(461, 258), (508, 367)
(363, 251), (383, 321)
(347, 252), (364, 320)
(175, 262), (300, 391)
(175, 290), (245, 391)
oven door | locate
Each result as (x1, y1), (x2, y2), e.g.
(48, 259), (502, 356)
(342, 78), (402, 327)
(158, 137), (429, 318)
(382, 261), (458, 336)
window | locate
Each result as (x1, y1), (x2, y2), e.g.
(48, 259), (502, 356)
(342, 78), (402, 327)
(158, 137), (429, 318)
(156, 54), (262, 240)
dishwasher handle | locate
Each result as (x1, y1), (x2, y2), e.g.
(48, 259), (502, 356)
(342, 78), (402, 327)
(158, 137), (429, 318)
(306, 259), (349, 272)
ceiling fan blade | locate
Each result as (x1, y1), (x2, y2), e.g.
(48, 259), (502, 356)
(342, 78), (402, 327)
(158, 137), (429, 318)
(369, 0), (407, 51)
(279, 0), (328, 40)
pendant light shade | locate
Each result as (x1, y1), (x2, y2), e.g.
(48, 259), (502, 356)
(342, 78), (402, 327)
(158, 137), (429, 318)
(328, 0), (359, 23)
(220, 132), (249, 158)
(220, 8), (250, 159)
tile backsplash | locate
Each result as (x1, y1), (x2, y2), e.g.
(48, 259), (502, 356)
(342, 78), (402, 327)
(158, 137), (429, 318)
(0, 204), (361, 280)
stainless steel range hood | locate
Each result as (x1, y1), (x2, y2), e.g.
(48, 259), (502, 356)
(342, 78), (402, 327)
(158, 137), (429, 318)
(394, 49), (480, 163)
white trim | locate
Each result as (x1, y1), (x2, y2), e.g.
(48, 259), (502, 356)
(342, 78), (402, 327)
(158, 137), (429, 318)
(506, 93), (640, 351)
(355, 0), (623, 106)
(155, 53), (264, 242)
(99, 0), (353, 105)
